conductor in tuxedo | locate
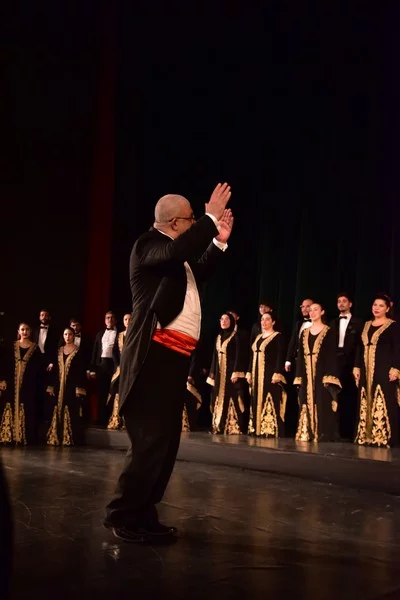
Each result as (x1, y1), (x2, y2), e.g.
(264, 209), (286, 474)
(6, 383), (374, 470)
(105, 183), (233, 543)
(330, 293), (363, 440)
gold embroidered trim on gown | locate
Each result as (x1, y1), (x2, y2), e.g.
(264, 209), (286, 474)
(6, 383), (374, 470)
(260, 392), (278, 438)
(181, 406), (190, 432)
(0, 403), (13, 443)
(355, 384), (391, 447)
(224, 399), (241, 434)
(186, 382), (202, 409)
(62, 406), (73, 446)
(249, 332), (281, 436)
(295, 326), (329, 441)
(211, 327), (237, 433)
(10, 342), (37, 444)
(107, 395), (124, 430)
(296, 404), (310, 441)
(322, 375), (341, 387)
(47, 406), (60, 446)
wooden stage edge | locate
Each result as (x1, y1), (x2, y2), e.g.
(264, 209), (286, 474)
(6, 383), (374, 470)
(85, 428), (400, 496)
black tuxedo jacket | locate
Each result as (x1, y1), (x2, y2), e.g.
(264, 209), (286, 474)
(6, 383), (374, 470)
(329, 316), (363, 368)
(32, 325), (59, 365)
(118, 215), (224, 412)
(286, 318), (311, 364)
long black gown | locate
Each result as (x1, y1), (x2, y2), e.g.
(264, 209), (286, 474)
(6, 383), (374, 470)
(247, 332), (287, 437)
(294, 326), (341, 442)
(46, 347), (87, 446)
(107, 331), (126, 430)
(207, 326), (248, 434)
(354, 320), (400, 447)
(0, 342), (42, 445)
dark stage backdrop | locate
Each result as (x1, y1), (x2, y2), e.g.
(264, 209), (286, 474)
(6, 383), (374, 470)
(1, 2), (399, 346)
(1, 2), (101, 342)
(112, 3), (400, 341)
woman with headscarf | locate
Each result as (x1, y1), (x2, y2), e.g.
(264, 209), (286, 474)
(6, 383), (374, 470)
(207, 313), (248, 434)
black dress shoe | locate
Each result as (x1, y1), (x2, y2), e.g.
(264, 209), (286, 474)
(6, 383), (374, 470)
(104, 520), (178, 544)
(145, 520), (178, 536)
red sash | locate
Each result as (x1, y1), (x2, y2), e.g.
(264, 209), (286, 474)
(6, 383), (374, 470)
(152, 329), (197, 356)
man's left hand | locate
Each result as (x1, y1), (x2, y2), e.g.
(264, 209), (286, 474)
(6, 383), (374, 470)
(215, 209), (234, 244)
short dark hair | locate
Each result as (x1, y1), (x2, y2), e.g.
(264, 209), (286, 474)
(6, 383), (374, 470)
(337, 292), (352, 302)
(69, 317), (81, 324)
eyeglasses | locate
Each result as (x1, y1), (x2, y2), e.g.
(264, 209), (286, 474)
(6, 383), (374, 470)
(170, 215), (196, 223)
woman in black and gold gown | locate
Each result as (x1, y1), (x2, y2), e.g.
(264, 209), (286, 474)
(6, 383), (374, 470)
(295, 302), (341, 442)
(107, 312), (131, 430)
(246, 311), (287, 437)
(353, 294), (400, 447)
(207, 313), (248, 434)
(46, 327), (87, 446)
(0, 322), (42, 445)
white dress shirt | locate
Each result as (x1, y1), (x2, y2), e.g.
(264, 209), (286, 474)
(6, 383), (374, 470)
(101, 329), (117, 358)
(38, 327), (48, 354)
(299, 319), (312, 338)
(338, 313), (351, 348)
(74, 335), (81, 349)
(156, 214), (227, 340)
(285, 319), (312, 368)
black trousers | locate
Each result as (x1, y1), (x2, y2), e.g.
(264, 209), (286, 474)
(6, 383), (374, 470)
(96, 358), (114, 426)
(338, 356), (358, 440)
(106, 341), (190, 526)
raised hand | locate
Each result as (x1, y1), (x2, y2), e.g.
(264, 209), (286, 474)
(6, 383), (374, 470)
(215, 209), (234, 243)
(205, 182), (231, 221)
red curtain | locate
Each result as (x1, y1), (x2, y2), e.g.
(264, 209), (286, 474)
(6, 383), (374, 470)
(84, 2), (116, 420)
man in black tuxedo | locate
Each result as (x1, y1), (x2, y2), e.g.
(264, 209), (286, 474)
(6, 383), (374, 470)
(330, 293), (363, 440)
(105, 183), (233, 543)
(89, 312), (118, 426)
(32, 309), (58, 371)
(285, 298), (314, 373)
(32, 309), (59, 429)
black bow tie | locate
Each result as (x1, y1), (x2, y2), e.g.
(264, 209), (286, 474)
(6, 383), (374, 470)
(303, 318), (311, 322)
(106, 328), (113, 331)
(40, 325), (48, 329)
(75, 333), (81, 337)
(339, 316), (348, 320)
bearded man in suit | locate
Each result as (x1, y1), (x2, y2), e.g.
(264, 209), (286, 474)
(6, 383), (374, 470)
(330, 293), (363, 440)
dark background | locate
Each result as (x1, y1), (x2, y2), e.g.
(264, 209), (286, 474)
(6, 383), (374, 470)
(1, 1), (399, 345)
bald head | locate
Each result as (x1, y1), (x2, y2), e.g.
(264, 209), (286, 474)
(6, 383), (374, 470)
(154, 194), (191, 223)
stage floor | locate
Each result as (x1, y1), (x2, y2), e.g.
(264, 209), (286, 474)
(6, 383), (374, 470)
(86, 429), (400, 495)
(3, 446), (400, 599)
